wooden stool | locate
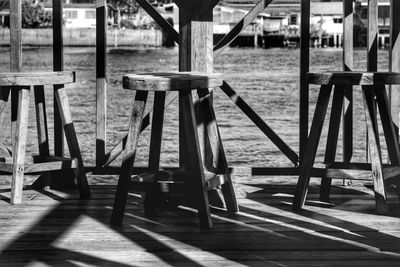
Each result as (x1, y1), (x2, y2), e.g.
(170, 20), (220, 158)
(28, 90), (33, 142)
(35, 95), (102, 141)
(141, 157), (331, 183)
(293, 72), (400, 214)
(111, 72), (238, 229)
(0, 72), (90, 204)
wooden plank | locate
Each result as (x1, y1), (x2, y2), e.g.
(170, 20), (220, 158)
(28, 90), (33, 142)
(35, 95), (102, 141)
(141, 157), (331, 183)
(293, 85), (332, 210)
(52, 0), (64, 157)
(220, 81), (298, 165)
(389, 0), (400, 134)
(213, 0), (274, 55)
(96, 0), (107, 167)
(367, 0), (378, 72)
(54, 87), (91, 199)
(0, 72), (75, 86)
(10, 87), (30, 204)
(362, 86), (388, 214)
(111, 91), (148, 226)
(122, 72), (223, 91)
(343, 0), (353, 163)
(300, 0), (311, 162)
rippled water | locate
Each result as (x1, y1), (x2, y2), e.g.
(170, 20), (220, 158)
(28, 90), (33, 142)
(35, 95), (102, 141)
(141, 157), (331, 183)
(0, 46), (392, 170)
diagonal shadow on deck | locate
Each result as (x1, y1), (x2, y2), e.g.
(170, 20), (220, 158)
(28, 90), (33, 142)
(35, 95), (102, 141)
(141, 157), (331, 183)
(1, 183), (400, 266)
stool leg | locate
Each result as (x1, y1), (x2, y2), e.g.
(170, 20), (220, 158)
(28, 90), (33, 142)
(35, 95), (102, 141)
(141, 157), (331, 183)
(180, 90), (212, 229)
(54, 86), (91, 199)
(320, 85), (345, 202)
(31, 85), (51, 189)
(144, 91), (165, 213)
(0, 87), (11, 158)
(111, 91), (148, 226)
(293, 85), (332, 210)
(375, 86), (400, 165)
(197, 89), (238, 212)
(10, 87), (30, 204)
(362, 86), (388, 214)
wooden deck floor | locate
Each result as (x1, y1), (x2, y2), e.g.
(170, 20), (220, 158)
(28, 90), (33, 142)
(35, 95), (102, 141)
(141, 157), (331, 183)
(1, 176), (400, 266)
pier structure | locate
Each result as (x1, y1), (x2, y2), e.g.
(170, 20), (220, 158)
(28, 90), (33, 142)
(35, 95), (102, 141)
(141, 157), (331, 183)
(2, 1), (400, 266)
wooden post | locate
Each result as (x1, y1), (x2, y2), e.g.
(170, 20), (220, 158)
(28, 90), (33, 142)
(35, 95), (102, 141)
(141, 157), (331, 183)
(390, 0), (400, 134)
(343, 0), (353, 163)
(178, 2), (214, 229)
(300, 0), (310, 162)
(10, 0), (22, 72)
(368, 0), (378, 72)
(53, 0), (64, 156)
(96, 0), (107, 166)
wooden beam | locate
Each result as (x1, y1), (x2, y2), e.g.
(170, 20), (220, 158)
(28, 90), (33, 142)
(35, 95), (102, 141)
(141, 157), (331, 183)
(343, 0), (353, 163)
(53, 0), (64, 157)
(213, 0), (273, 55)
(96, 0), (107, 166)
(390, 0), (400, 133)
(367, 0), (378, 72)
(220, 81), (299, 165)
(299, 0), (310, 162)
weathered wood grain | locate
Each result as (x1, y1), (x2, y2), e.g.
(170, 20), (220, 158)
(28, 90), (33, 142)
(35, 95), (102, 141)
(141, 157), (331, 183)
(0, 72), (75, 86)
(122, 72), (223, 91)
(308, 72), (400, 86)
(10, 87), (30, 204)
(111, 91), (148, 226)
(96, 0), (107, 167)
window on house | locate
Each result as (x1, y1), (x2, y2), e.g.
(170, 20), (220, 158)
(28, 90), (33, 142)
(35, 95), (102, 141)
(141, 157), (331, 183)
(64, 10), (78, 19)
(85, 10), (96, 19)
(290, 14), (297, 25)
(333, 18), (343, 24)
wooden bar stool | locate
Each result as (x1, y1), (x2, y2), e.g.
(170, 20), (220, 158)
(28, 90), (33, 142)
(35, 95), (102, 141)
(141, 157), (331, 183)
(111, 72), (238, 229)
(293, 71), (400, 214)
(0, 72), (90, 204)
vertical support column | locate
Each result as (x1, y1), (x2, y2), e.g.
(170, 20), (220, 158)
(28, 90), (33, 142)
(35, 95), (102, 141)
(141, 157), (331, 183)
(96, 0), (107, 167)
(368, 0), (378, 72)
(390, 0), (400, 137)
(53, 0), (64, 156)
(10, 0), (22, 145)
(343, 0), (354, 163)
(178, 4), (214, 228)
(299, 0), (310, 163)
(10, 0), (22, 72)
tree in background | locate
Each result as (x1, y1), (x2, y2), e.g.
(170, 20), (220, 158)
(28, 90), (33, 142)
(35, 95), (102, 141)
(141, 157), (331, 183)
(108, 0), (139, 28)
(0, 0), (51, 28)
(21, 0), (52, 28)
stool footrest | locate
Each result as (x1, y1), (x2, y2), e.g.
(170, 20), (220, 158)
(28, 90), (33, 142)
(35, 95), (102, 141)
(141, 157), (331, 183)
(129, 169), (230, 193)
(0, 158), (78, 174)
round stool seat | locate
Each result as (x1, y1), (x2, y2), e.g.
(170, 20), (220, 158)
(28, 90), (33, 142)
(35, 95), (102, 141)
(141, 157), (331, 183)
(307, 71), (400, 85)
(122, 71), (223, 91)
(0, 71), (75, 86)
